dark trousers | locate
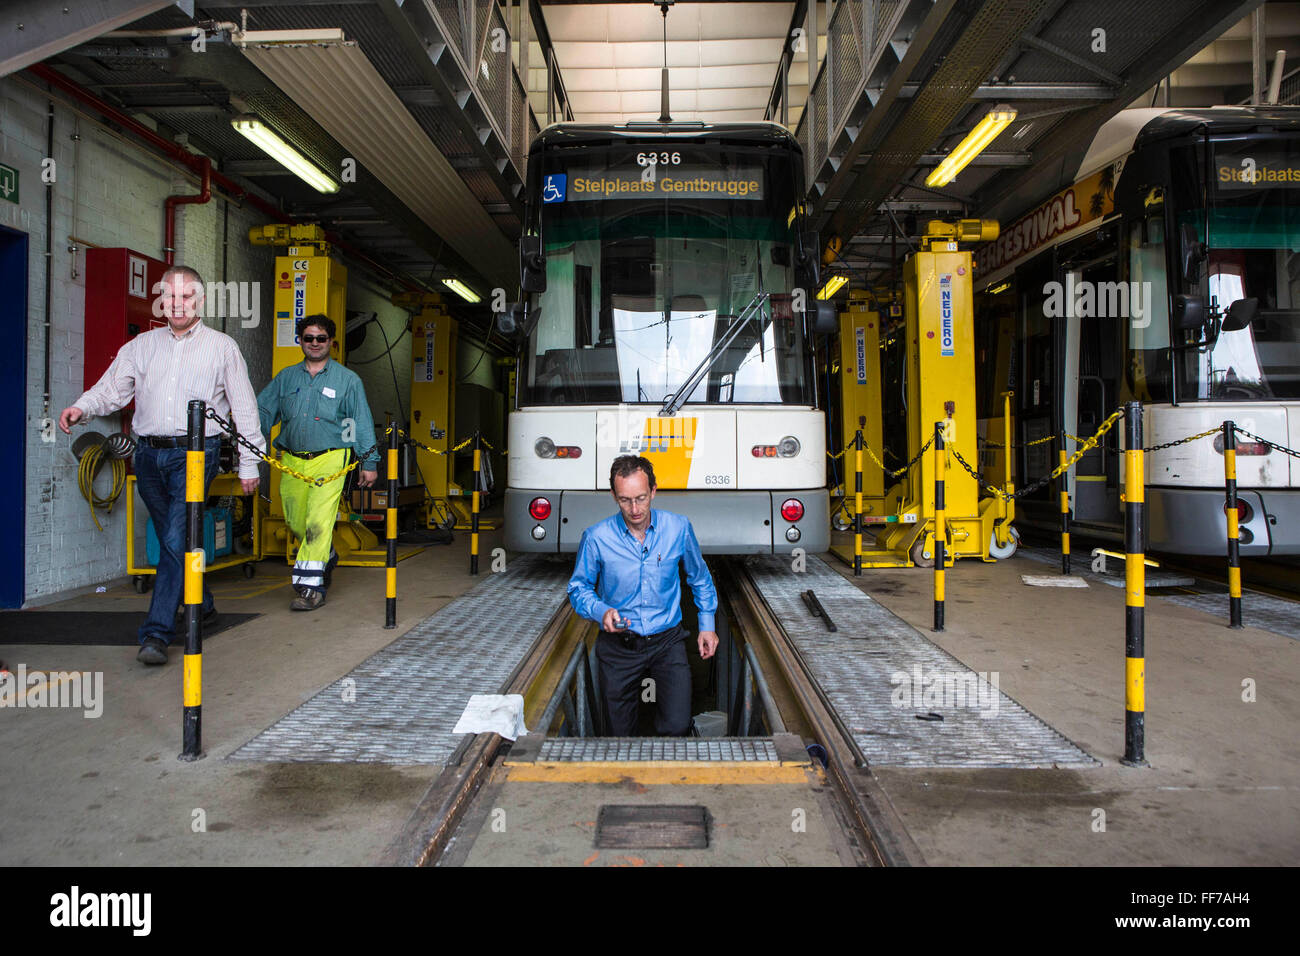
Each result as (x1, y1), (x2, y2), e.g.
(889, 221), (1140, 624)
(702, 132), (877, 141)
(595, 624), (692, 737)
(133, 437), (221, 645)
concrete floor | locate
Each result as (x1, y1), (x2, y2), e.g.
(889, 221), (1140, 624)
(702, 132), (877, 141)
(824, 544), (1300, 866)
(2, 521), (1295, 865)
(0, 522), (505, 866)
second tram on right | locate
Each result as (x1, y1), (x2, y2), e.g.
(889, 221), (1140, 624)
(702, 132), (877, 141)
(974, 107), (1300, 556)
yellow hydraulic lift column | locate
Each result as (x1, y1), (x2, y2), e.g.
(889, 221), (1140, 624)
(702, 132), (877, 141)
(393, 291), (462, 530)
(874, 219), (1006, 566)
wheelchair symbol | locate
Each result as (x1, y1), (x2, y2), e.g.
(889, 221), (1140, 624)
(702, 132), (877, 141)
(542, 174), (566, 203)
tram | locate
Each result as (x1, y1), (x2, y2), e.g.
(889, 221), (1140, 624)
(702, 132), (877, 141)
(500, 121), (835, 554)
(974, 107), (1300, 555)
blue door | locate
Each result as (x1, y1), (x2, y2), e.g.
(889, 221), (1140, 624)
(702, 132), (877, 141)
(0, 226), (27, 607)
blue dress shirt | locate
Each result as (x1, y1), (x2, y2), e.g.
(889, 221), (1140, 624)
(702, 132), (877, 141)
(568, 508), (718, 635)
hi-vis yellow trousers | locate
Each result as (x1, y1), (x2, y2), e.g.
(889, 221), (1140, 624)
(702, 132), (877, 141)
(280, 449), (347, 592)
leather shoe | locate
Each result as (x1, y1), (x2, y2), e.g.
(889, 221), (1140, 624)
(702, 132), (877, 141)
(290, 587), (326, 612)
(136, 636), (169, 666)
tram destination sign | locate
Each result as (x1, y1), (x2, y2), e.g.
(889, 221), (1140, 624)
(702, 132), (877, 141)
(1215, 149), (1300, 189)
(557, 166), (763, 201)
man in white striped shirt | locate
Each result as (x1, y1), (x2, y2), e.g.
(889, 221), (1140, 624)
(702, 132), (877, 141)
(60, 265), (266, 665)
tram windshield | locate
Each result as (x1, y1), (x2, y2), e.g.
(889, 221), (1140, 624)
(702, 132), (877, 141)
(1167, 138), (1300, 400)
(519, 142), (814, 407)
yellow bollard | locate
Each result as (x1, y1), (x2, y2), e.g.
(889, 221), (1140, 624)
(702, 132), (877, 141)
(180, 400), (206, 762)
(1059, 448), (1071, 574)
(1122, 402), (1147, 766)
(853, 428), (864, 576)
(933, 421), (945, 632)
(385, 421), (398, 629)
(1223, 420), (1243, 628)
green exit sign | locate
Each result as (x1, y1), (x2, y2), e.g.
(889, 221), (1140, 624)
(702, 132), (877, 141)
(0, 163), (17, 204)
(0, 163), (18, 204)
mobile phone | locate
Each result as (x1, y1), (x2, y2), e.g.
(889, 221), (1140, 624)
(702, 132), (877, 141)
(615, 616), (632, 630)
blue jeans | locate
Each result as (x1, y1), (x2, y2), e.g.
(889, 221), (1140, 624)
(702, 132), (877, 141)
(134, 437), (221, 646)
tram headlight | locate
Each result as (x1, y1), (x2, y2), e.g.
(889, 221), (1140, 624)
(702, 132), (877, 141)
(778, 436), (801, 458)
(529, 497), (552, 520)
(785, 527), (801, 542)
(531, 524), (547, 541)
(780, 498), (805, 522)
(534, 437), (556, 458)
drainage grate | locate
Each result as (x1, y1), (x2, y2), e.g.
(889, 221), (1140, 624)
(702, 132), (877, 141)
(595, 805), (709, 849)
(537, 737), (779, 762)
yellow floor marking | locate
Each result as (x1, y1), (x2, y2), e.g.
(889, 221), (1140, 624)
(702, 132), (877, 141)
(502, 762), (817, 785)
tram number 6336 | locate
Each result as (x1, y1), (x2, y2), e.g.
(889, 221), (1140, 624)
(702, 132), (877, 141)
(704, 475), (731, 485)
(637, 152), (681, 166)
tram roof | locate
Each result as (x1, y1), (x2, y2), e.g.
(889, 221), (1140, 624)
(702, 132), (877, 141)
(531, 120), (800, 152)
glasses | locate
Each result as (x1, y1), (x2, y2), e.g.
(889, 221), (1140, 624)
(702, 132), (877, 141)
(616, 494), (650, 508)
(301, 334), (330, 344)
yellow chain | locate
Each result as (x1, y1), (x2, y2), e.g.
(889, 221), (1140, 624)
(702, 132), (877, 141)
(384, 426), (475, 456)
(1025, 434), (1058, 446)
(268, 451), (363, 486)
(826, 448), (848, 461)
(985, 409), (1124, 500)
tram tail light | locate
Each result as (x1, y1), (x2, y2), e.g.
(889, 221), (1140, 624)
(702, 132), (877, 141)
(529, 497), (552, 520)
(780, 498), (805, 522)
(1224, 500), (1253, 523)
(1213, 434), (1270, 456)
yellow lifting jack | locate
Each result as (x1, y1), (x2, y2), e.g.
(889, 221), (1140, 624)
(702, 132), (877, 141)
(831, 219), (1018, 568)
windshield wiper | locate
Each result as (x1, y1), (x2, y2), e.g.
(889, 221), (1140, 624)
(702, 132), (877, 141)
(659, 291), (769, 417)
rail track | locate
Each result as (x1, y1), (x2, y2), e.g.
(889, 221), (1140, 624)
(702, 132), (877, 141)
(382, 557), (923, 867)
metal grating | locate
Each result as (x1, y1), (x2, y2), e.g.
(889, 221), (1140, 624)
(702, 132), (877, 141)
(431, 0), (468, 67)
(812, 73), (828, 176)
(744, 554), (1098, 768)
(511, 73), (527, 177)
(229, 556), (573, 764)
(537, 737), (780, 762)
(830, 0), (865, 132)
(474, 3), (511, 148)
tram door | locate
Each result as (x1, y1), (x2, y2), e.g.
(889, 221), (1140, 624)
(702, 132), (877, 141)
(1058, 225), (1122, 522)
(1016, 251), (1057, 511)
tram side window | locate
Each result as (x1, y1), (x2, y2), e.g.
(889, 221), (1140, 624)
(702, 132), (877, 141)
(1124, 217), (1172, 402)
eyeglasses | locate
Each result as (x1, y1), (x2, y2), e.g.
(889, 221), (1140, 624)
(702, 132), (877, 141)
(616, 494), (650, 508)
(301, 334), (330, 344)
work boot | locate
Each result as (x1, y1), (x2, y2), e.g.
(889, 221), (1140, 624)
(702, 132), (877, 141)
(136, 636), (169, 666)
(290, 587), (326, 612)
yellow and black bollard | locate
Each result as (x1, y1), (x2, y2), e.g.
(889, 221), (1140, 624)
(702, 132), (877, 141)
(470, 432), (482, 575)
(385, 421), (398, 629)
(933, 421), (945, 632)
(180, 400), (206, 762)
(853, 427), (864, 576)
(1122, 401), (1148, 766)
(1059, 447), (1071, 575)
(1223, 420), (1243, 628)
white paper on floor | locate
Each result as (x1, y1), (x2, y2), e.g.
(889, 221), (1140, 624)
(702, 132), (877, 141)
(1021, 574), (1089, 588)
(452, 694), (530, 740)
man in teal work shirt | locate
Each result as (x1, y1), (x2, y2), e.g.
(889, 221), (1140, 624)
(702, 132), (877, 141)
(258, 315), (380, 610)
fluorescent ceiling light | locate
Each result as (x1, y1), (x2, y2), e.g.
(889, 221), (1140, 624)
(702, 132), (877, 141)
(925, 106), (1018, 188)
(817, 274), (849, 300)
(231, 115), (339, 194)
(442, 277), (481, 303)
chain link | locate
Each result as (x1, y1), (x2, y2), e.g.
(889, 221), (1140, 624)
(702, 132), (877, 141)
(953, 407), (1127, 502)
(204, 408), (371, 487)
(978, 433), (1057, 449)
(384, 425), (476, 457)
(1140, 426), (1220, 454)
(1233, 425), (1300, 460)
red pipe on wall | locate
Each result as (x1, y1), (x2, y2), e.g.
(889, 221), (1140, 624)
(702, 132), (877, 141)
(27, 62), (422, 291)
(163, 155), (210, 265)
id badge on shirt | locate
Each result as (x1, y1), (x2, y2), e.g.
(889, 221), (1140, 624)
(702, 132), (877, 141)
(322, 386), (336, 398)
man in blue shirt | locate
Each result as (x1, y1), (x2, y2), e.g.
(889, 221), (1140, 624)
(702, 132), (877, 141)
(568, 455), (719, 736)
(258, 315), (380, 610)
